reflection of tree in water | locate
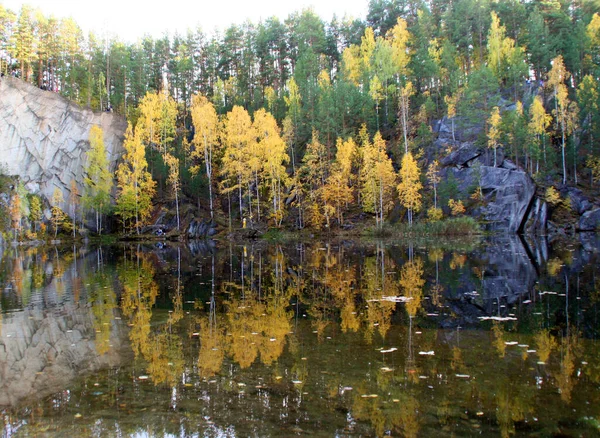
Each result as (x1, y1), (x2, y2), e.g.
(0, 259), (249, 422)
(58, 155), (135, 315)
(224, 286), (292, 368)
(400, 258), (424, 318)
(428, 248), (444, 308)
(361, 247), (397, 343)
(117, 249), (187, 385)
(91, 269), (117, 355)
(553, 330), (582, 404)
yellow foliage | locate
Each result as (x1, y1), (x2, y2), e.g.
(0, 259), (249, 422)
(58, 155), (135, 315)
(448, 199), (465, 216)
(427, 207), (443, 222)
(545, 186), (561, 206)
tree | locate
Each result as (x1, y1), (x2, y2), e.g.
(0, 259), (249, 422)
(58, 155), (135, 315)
(10, 5), (34, 81)
(360, 131), (396, 228)
(51, 188), (66, 238)
(398, 81), (414, 155)
(426, 160), (441, 209)
(28, 194), (42, 234)
(69, 180), (80, 237)
(137, 91), (178, 156)
(252, 108), (289, 225)
(444, 90), (461, 142)
(528, 95), (552, 171)
(221, 105), (253, 224)
(397, 152), (422, 226)
(9, 193), (21, 241)
(487, 106), (501, 167)
(115, 123), (156, 234)
(84, 125), (113, 234)
(577, 75), (599, 160)
(547, 56), (578, 184)
(164, 153), (181, 231)
(190, 94), (220, 219)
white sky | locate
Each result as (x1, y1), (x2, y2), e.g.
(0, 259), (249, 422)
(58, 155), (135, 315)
(2, 0), (368, 42)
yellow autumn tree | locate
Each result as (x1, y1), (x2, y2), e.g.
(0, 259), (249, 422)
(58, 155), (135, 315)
(547, 56), (579, 185)
(299, 130), (329, 229)
(50, 188), (66, 238)
(115, 123), (156, 234)
(252, 108), (289, 225)
(221, 105), (253, 225)
(360, 131), (396, 228)
(164, 153), (181, 231)
(9, 193), (21, 241)
(84, 125), (113, 235)
(397, 152), (422, 226)
(190, 94), (220, 220)
(136, 91), (178, 156)
(322, 137), (357, 226)
(488, 106), (502, 166)
(528, 95), (552, 170)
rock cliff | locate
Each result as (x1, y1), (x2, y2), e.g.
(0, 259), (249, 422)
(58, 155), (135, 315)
(0, 76), (126, 213)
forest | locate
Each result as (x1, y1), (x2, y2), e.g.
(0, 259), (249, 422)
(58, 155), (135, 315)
(1, 0), (600, 235)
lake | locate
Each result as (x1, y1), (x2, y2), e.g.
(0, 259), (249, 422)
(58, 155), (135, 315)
(1, 235), (599, 437)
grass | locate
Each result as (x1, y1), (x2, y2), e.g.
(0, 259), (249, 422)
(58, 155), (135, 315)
(364, 216), (482, 238)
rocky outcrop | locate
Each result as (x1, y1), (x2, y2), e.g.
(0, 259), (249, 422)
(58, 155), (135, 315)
(562, 187), (594, 215)
(0, 76), (126, 214)
(449, 164), (536, 233)
(579, 208), (600, 231)
(188, 218), (217, 238)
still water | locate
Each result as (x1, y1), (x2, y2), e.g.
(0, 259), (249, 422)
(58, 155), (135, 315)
(1, 235), (599, 437)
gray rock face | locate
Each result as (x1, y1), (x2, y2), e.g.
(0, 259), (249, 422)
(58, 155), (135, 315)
(188, 218), (217, 238)
(452, 165), (536, 233)
(0, 76), (126, 214)
(524, 196), (548, 235)
(579, 208), (600, 231)
(479, 166), (536, 233)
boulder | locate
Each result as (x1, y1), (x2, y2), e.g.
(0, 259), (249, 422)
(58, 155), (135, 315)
(578, 208), (600, 231)
(0, 76), (126, 215)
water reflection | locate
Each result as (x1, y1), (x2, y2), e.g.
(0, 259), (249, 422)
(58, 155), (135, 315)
(0, 236), (599, 436)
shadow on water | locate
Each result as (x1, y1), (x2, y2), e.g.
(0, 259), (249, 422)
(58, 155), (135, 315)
(0, 235), (599, 436)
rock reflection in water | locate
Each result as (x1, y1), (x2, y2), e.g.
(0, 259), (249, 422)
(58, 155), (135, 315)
(0, 246), (128, 406)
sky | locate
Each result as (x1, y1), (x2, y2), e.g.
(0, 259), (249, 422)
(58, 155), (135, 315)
(2, 0), (368, 42)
